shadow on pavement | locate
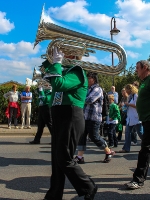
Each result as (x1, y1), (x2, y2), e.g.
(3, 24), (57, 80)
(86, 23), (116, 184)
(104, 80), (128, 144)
(0, 156), (51, 166)
(0, 176), (49, 193)
(0, 141), (51, 145)
(71, 192), (150, 200)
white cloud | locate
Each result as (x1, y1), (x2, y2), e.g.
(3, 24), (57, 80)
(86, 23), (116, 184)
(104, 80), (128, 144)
(48, 0), (89, 22)
(115, 0), (150, 47)
(0, 41), (40, 58)
(1, 0), (150, 83)
(0, 11), (14, 34)
(0, 57), (43, 80)
(82, 55), (100, 63)
(126, 50), (140, 59)
(82, 53), (120, 66)
(48, 0), (111, 38)
(47, 0), (150, 49)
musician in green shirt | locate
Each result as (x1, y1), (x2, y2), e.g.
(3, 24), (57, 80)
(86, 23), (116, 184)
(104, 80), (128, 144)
(44, 47), (97, 200)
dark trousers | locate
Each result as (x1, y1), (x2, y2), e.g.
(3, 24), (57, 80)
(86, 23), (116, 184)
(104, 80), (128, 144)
(131, 126), (137, 143)
(108, 123), (118, 146)
(133, 121), (150, 184)
(78, 120), (107, 151)
(45, 105), (94, 200)
(117, 130), (122, 141)
(8, 107), (18, 126)
(34, 105), (52, 142)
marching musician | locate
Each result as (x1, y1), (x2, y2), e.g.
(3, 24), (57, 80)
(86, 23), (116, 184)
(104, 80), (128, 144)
(43, 47), (97, 200)
(29, 60), (52, 144)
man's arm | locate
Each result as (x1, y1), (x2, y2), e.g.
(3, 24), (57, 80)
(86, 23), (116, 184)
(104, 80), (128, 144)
(21, 92), (32, 100)
(86, 87), (103, 104)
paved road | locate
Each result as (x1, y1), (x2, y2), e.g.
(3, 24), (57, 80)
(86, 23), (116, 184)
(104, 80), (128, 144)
(0, 130), (150, 199)
(0, 124), (50, 136)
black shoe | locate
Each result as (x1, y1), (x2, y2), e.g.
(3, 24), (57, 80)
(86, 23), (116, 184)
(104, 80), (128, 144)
(84, 178), (98, 200)
(29, 140), (40, 144)
(74, 156), (85, 164)
(103, 151), (115, 163)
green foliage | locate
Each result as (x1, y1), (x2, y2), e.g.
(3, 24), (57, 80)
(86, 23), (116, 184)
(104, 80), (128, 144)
(98, 65), (140, 102)
(0, 85), (39, 124)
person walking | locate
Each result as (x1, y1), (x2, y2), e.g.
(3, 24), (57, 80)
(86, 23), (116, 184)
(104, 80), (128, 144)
(20, 85), (32, 129)
(119, 84), (143, 153)
(125, 60), (150, 189)
(107, 94), (121, 148)
(44, 47), (97, 200)
(3, 84), (20, 129)
(75, 72), (115, 164)
(29, 84), (52, 144)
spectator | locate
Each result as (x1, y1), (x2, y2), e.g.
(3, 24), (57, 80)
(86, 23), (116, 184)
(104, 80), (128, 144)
(3, 84), (20, 129)
(107, 94), (121, 148)
(74, 72), (115, 164)
(20, 85), (32, 129)
(125, 60), (150, 189)
(29, 83), (52, 144)
(117, 88), (129, 141)
(119, 84), (143, 153)
(133, 81), (140, 88)
(108, 86), (119, 104)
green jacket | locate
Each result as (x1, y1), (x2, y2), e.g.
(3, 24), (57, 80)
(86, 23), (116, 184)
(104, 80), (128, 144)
(46, 63), (88, 108)
(109, 103), (121, 121)
(37, 88), (52, 106)
(136, 75), (150, 121)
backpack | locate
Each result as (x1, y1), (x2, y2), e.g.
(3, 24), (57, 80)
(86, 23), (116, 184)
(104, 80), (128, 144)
(102, 89), (109, 117)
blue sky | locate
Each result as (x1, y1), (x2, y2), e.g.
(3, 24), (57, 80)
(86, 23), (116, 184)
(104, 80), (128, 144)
(1, 0), (150, 84)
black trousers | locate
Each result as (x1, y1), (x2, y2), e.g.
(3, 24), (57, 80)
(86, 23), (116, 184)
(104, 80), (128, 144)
(34, 105), (52, 142)
(133, 121), (150, 184)
(8, 107), (18, 126)
(45, 105), (94, 200)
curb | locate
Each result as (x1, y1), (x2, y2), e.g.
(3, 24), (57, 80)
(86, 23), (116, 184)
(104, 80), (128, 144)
(0, 124), (50, 136)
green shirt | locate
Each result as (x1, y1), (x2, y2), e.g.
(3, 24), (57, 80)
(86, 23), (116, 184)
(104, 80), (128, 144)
(47, 63), (88, 108)
(136, 75), (150, 122)
(109, 103), (121, 121)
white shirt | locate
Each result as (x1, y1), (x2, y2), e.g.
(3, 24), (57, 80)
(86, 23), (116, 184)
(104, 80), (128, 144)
(3, 91), (19, 102)
(126, 93), (141, 126)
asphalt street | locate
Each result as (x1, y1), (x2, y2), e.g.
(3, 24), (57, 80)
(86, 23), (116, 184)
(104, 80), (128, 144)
(0, 127), (149, 200)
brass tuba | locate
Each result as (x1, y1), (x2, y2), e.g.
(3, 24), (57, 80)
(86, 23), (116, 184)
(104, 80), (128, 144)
(32, 67), (52, 90)
(34, 5), (127, 75)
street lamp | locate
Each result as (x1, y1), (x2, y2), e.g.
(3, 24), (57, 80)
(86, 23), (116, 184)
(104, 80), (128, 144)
(110, 17), (120, 85)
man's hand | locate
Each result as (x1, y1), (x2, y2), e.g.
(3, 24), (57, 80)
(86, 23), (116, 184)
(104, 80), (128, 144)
(53, 46), (64, 64)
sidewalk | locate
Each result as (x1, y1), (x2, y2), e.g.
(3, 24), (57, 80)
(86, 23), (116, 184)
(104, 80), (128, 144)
(0, 124), (50, 136)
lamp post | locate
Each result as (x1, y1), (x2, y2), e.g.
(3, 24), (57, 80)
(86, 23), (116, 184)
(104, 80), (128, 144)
(110, 17), (120, 85)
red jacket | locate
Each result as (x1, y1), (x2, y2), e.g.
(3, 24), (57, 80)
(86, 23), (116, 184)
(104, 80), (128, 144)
(5, 102), (21, 118)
